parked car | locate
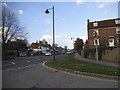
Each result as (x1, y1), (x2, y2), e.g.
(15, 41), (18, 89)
(45, 52), (52, 56)
(67, 51), (72, 54)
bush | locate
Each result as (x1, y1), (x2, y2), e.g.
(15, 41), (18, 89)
(83, 46), (107, 59)
(83, 45), (117, 60)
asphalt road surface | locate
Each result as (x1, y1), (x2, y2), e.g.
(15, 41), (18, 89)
(2, 55), (119, 88)
(2, 54), (66, 71)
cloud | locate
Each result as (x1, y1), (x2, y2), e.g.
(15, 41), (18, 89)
(40, 35), (52, 43)
(39, 33), (87, 49)
(76, 0), (85, 4)
(59, 40), (73, 49)
(76, 0), (85, 6)
(19, 10), (23, 14)
(3, 3), (8, 7)
(97, 3), (107, 8)
(40, 34), (67, 42)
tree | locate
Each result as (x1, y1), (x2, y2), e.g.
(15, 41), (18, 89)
(1, 3), (28, 60)
(74, 38), (84, 54)
(1, 3), (27, 44)
(84, 40), (89, 48)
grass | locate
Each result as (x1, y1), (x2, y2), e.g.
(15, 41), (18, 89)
(46, 55), (120, 76)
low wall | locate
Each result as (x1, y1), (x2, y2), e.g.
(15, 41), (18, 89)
(101, 48), (120, 63)
(81, 48), (120, 63)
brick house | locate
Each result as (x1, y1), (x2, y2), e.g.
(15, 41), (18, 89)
(87, 18), (120, 48)
(30, 43), (39, 49)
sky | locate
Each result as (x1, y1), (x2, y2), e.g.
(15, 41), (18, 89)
(3, 1), (118, 49)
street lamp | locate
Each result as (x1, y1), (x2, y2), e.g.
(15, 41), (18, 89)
(71, 37), (74, 53)
(45, 6), (55, 60)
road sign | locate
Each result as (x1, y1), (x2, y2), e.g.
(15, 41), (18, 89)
(95, 39), (98, 45)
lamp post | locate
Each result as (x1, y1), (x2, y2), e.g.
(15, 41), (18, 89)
(93, 31), (99, 64)
(45, 6), (55, 60)
(71, 37), (74, 53)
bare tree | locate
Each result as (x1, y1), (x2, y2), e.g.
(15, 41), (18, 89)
(1, 3), (27, 44)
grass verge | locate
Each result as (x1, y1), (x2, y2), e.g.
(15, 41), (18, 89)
(46, 55), (120, 76)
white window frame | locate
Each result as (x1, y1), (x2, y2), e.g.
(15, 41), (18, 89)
(115, 20), (120, 24)
(93, 22), (98, 27)
(108, 38), (114, 47)
(94, 39), (99, 45)
(116, 27), (120, 34)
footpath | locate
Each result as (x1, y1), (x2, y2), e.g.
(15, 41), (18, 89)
(74, 53), (120, 68)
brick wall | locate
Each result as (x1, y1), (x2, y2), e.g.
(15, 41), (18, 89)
(88, 27), (117, 48)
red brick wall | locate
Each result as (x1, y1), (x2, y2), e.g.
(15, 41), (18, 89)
(31, 43), (38, 49)
(88, 27), (117, 47)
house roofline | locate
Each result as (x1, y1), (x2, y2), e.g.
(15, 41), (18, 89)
(89, 18), (120, 23)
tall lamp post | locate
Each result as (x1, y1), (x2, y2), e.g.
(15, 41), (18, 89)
(45, 6), (55, 60)
(71, 37), (74, 53)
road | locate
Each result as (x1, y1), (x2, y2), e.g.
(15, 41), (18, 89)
(2, 55), (119, 88)
(2, 54), (66, 71)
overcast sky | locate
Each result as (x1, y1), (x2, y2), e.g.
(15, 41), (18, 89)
(3, 0), (118, 49)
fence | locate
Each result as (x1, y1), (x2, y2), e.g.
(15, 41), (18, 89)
(81, 48), (120, 63)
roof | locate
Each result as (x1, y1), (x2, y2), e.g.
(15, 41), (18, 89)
(88, 18), (120, 29)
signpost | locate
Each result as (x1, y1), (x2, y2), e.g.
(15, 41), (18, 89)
(93, 31), (99, 64)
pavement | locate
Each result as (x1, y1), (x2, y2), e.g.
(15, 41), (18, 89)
(74, 53), (120, 68)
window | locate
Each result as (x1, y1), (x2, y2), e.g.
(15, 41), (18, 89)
(93, 22), (98, 27)
(116, 27), (120, 34)
(115, 20), (120, 24)
(94, 39), (99, 45)
(108, 39), (114, 47)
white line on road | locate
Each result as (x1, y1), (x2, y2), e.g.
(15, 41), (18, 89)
(2, 64), (39, 72)
(11, 62), (15, 65)
(26, 60), (31, 62)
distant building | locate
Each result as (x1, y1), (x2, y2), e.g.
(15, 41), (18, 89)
(52, 44), (58, 47)
(30, 40), (53, 54)
(87, 18), (120, 48)
(41, 39), (47, 45)
(30, 43), (39, 49)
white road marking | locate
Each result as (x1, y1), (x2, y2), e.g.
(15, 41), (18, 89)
(11, 62), (15, 65)
(2, 64), (38, 72)
(26, 60), (31, 62)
